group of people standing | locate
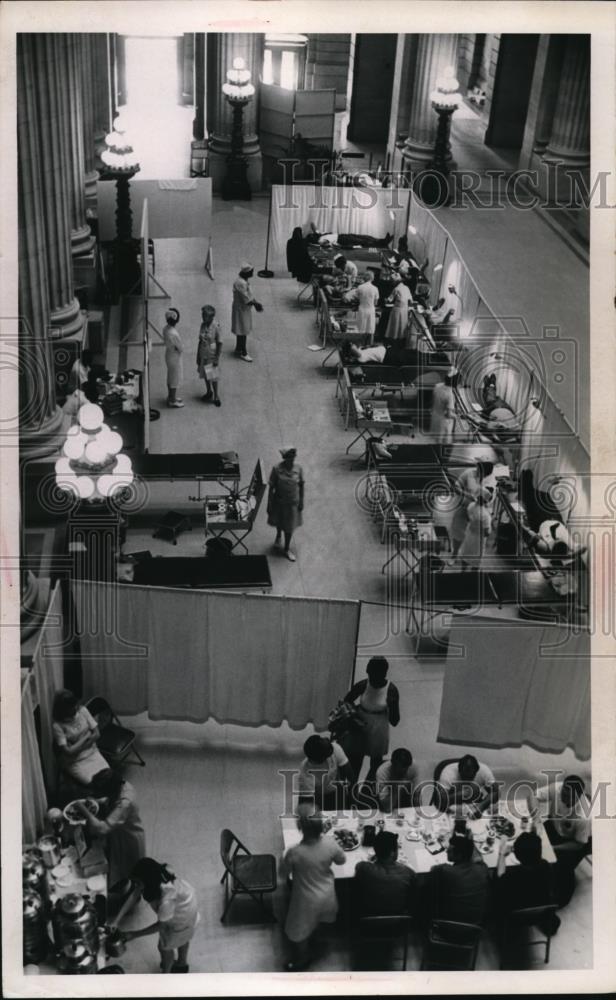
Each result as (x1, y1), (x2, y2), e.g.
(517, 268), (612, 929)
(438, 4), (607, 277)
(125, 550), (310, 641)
(161, 263), (263, 409)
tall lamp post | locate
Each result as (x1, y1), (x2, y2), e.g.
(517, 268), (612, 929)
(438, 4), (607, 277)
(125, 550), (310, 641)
(418, 66), (461, 209)
(222, 57), (255, 201)
(100, 112), (141, 297)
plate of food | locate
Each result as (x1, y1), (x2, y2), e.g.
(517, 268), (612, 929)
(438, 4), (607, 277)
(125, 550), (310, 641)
(405, 829), (422, 842)
(333, 828), (360, 852)
(488, 816), (515, 839)
(63, 798), (99, 825)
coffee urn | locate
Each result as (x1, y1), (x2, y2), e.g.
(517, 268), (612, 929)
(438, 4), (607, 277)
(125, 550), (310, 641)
(52, 893), (100, 957)
(23, 891), (48, 965)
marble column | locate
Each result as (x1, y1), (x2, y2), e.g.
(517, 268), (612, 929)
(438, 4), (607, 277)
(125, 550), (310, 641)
(401, 34), (458, 171)
(31, 34), (84, 338)
(17, 35), (66, 458)
(79, 34), (99, 201)
(93, 33), (112, 146)
(206, 33), (264, 192)
(531, 36), (565, 157)
(543, 35), (590, 170)
(65, 35), (95, 256)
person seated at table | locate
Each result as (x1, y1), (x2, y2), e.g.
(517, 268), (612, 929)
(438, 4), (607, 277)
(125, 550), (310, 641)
(437, 754), (499, 817)
(375, 748), (418, 812)
(286, 226), (313, 284)
(333, 254), (358, 290)
(529, 774), (592, 907)
(428, 834), (491, 927)
(494, 831), (559, 932)
(281, 811), (346, 971)
(52, 688), (108, 787)
(354, 831), (415, 917)
(298, 735), (355, 810)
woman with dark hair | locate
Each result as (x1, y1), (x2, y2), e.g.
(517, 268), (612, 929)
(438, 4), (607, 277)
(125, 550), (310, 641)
(162, 307), (184, 407)
(52, 689), (107, 785)
(286, 227), (313, 284)
(281, 812), (345, 971)
(115, 858), (200, 973)
(196, 304), (222, 406)
(342, 657), (400, 783)
(76, 768), (145, 888)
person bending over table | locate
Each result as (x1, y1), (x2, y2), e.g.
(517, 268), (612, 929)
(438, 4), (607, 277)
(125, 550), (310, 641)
(427, 834), (491, 929)
(114, 857), (200, 973)
(333, 254), (358, 290)
(286, 226), (313, 284)
(438, 754), (499, 817)
(342, 657), (400, 784)
(298, 735), (355, 811)
(281, 811), (346, 972)
(495, 831), (559, 933)
(354, 831), (416, 918)
(529, 774), (592, 907)
(76, 768), (146, 891)
(375, 748), (418, 813)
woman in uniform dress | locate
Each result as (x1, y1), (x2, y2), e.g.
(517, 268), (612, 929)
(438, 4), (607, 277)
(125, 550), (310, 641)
(384, 272), (413, 343)
(267, 446), (305, 562)
(354, 270), (380, 340)
(281, 812), (346, 971)
(196, 304), (222, 406)
(458, 487), (493, 571)
(231, 262), (262, 362)
(430, 370), (457, 447)
(450, 458), (496, 557)
(162, 308), (184, 408)
(342, 657), (400, 783)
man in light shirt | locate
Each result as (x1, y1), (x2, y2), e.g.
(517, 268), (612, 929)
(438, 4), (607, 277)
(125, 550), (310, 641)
(438, 754), (499, 817)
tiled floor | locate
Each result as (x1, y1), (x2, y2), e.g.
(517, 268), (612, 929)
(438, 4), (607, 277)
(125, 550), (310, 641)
(105, 180), (592, 975)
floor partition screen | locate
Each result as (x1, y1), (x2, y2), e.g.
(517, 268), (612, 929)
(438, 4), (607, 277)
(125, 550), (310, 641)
(437, 616), (590, 759)
(270, 185), (411, 272)
(74, 583), (360, 731)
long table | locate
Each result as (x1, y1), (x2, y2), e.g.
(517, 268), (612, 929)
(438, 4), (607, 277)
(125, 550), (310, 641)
(281, 804), (555, 880)
(130, 555), (272, 591)
(131, 452), (240, 491)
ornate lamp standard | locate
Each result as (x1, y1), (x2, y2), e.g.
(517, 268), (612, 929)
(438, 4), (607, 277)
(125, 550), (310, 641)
(418, 66), (462, 208)
(100, 112), (141, 296)
(221, 58), (255, 201)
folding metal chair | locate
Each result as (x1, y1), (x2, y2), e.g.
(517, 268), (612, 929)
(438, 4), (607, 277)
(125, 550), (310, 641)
(219, 829), (277, 923)
(85, 696), (145, 768)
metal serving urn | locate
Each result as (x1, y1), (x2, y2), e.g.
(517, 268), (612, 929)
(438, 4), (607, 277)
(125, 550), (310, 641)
(52, 893), (99, 956)
(23, 891), (48, 964)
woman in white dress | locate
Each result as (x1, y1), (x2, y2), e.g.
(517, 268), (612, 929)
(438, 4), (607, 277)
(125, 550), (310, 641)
(281, 813), (345, 971)
(450, 459), (496, 557)
(430, 371), (457, 446)
(354, 270), (380, 340)
(458, 487), (493, 571)
(385, 273), (412, 343)
(162, 308), (184, 408)
(118, 858), (200, 973)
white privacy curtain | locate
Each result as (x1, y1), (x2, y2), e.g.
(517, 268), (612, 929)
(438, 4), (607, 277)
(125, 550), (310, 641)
(270, 185), (411, 272)
(22, 675), (48, 844)
(75, 582), (359, 731)
(437, 617), (590, 759)
(31, 582), (64, 794)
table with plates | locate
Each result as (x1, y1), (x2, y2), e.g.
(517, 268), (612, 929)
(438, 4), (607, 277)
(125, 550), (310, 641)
(280, 804), (555, 880)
